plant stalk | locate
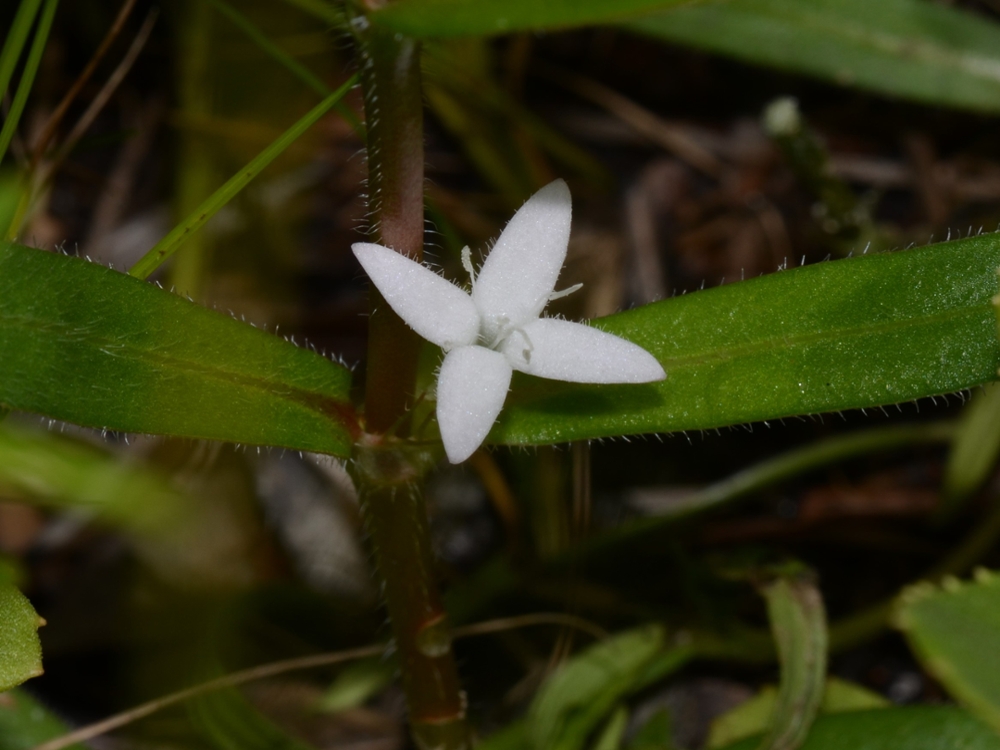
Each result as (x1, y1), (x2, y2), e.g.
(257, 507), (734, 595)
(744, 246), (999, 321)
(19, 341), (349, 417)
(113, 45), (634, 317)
(353, 25), (470, 749)
(359, 27), (425, 435)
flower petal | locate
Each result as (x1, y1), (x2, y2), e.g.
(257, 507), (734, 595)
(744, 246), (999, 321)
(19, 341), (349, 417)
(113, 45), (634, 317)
(500, 318), (666, 383)
(437, 346), (513, 464)
(473, 179), (572, 343)
(352, 243), (479, 351)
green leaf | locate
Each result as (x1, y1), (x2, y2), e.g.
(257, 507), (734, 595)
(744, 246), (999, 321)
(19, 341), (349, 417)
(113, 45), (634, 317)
(317, 657), (397, 713)
(529, 625), (690, 750)
(0, 691), (77, 750)
(591, 705), (629, 750)
(368, 0), (690, 39)
(896, 569), (1000, 733)
(717, 707), (1000, 750)
(493, 234), (1000, 445)
(0, 689), (85, 750)
(707, 679), (888, 749)
(0, 242), (356, 455)
(0, 421), (187, 531)
(628, 0), (1000, 114)
(0, 584), (43, 692)
(943, 383), (1000, 511)
(757, 573), (828, 750)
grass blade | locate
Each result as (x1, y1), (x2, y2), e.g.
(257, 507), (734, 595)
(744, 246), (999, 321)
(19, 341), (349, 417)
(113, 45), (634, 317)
(0, 0), (43, 108)
(207, 0), (363, 136)
(129, 75), (357, 280)
(0, 0), (59, 169)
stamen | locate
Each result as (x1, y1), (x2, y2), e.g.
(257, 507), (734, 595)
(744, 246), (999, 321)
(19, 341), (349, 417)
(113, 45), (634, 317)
(488, 315), (512, 350)
(549, 282), (583, 301)
(515, 327), (534, 364)
(461, 246), (476, 286)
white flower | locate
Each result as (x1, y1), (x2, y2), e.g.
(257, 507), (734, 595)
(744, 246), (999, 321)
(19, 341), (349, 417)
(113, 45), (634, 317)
(353, 179), (666, 464)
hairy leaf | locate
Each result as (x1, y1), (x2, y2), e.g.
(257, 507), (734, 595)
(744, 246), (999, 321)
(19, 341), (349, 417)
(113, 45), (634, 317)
(628, 0), (1000, 114)
(493, 234), (1000, 445)
(0, 243), (356, 455)
(368, 0), (689, 38)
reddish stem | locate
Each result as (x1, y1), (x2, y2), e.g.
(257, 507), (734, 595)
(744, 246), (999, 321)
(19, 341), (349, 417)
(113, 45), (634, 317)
(353, 25), (470, 749)
(360, 28), (425, 435)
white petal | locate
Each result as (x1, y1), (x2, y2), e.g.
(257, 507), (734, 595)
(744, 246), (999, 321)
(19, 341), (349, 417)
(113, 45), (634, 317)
(353, 243), (479, 351)
(500, 318), (666, 384)
(473, 179), (572, 343)
(437, 346), (513, 464)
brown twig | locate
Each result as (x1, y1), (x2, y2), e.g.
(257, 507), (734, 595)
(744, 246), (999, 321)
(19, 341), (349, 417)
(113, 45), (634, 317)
(539, 64), (724, 178)
(28, 644), (386, 750)
(30, 0), (139, 167)
(49, 8), (158, 170)
(29, 613), (607, 750)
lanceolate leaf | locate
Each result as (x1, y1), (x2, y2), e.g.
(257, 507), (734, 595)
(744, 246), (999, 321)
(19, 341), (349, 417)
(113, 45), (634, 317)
(493, 234), (1000, 445)
(368, 0), (689, 39)
(0, 243), (356, 455)
(628, 0), (1000, 114)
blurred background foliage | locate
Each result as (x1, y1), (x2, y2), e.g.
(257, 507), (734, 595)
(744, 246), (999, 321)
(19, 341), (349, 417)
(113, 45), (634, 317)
(5, 0), (1000, 748)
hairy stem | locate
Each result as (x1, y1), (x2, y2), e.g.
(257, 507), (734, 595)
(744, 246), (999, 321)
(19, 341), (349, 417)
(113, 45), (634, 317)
(359, 27), (424, 435)
(353, 26), (470, 749)
(353, 445), (469, 748)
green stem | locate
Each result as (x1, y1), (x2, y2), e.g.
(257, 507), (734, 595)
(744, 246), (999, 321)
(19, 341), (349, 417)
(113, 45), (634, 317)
(352, 25), (470, 750)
